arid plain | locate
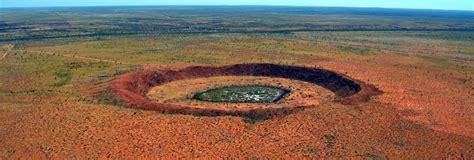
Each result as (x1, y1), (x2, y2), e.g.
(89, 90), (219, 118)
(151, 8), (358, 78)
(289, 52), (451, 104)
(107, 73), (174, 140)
(0, 7), (473, 158)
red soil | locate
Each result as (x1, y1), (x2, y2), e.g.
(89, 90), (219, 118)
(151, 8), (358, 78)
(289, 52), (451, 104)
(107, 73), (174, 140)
(2, 61), (473, 158)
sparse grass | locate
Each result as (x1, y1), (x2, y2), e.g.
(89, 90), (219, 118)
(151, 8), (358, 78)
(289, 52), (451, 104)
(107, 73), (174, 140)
(96, 88), (124, 107)
(113, 65), (141, 75)
(337, 46), (369, 55)
(50, 69), (72, 87)
(91, 65), (141, 81)
(421, 56), (473, 72)
(0, 6), (473, 158)
(448, 51), (473, 55)
(0, 90), (55, 96)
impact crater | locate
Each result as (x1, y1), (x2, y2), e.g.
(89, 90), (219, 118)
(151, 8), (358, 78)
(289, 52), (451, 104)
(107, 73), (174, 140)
(109, 63), (382, 120)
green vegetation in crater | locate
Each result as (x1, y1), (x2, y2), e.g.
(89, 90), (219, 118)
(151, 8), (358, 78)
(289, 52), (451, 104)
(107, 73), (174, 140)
(193, 85), (290, 103)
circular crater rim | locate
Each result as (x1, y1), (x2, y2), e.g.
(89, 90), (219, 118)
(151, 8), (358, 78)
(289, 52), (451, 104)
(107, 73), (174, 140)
(108, 63), (382, 120)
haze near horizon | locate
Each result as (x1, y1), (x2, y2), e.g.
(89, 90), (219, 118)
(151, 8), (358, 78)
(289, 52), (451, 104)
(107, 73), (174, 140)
(1, 0), (473, 11)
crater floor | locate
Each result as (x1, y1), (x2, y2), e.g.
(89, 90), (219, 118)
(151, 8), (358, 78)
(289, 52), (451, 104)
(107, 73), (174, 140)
(147, 76), (335, 111)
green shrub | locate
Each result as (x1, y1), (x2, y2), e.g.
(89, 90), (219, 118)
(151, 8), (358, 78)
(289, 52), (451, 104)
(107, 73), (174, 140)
(50, 69), (72, 87)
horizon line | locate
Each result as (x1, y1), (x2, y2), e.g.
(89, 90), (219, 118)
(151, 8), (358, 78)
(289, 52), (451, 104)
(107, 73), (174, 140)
(1, 4), (473, 12)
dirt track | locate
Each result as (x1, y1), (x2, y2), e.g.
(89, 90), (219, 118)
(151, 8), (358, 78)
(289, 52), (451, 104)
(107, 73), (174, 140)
(0, 44), (14, 62)
(19, 49), (130, 65)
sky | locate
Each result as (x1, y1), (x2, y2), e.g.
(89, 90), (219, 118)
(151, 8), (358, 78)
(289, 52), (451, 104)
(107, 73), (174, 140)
(0, 0), (473, 11)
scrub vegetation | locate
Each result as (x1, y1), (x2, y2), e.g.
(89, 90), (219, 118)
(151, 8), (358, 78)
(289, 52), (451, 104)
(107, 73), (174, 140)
(0, 6), (473, 159)
(193, 85), (290, 103)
